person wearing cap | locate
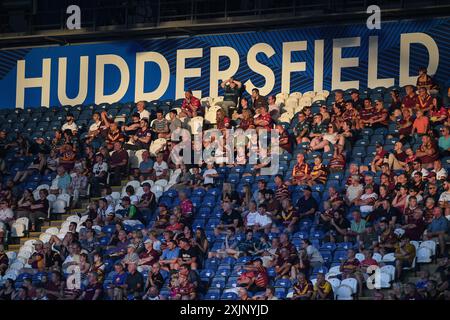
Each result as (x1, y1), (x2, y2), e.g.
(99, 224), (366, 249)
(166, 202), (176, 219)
(180, 90), (201, 118)
(137, 240), (159, 272)
(292, 112), (311, 144)
(307, 113), (327, 142)
(122, 244), (140, 267)
(295, 186), (318, 220)
(61, 113), (78, 134)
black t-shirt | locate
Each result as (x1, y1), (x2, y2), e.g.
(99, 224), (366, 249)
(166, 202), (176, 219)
(179, 246), (199, 263)
(332, 218), (350, 232)
(126, 271), (144, 293)
(296, 196), (318, 215)
(220, 210), (243, 227)
(223, 85), (241, 104)
(149, 272), (164, 290)
(82, 282), (102, 300)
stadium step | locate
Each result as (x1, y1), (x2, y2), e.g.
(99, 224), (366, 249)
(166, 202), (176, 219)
(29, 232), (41, 238)
(50, 220), (65, 227)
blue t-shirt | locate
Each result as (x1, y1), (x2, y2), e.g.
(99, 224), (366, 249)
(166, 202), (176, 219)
(113, 272), (128, 286)
(427, 216), (449, 233)
(161, 247), (180, 260)
(139, 159), (154, 173)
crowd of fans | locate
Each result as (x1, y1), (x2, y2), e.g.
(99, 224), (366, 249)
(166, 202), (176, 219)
(0, 69), (449, 300)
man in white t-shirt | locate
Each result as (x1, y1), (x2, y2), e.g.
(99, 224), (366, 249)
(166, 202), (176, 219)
(345, 175), (364, 206)
(253, 204), (272, 233)
(244, 201), (259, 228)
(61, 113), (78, 134)
(203, 162), (218, 186)
(137, 101), (150, 120)
(356, 184), (378, 218)
(152, 153), (169, 181)
(432, 159), (448, 181)
(439, 179), (450, 208)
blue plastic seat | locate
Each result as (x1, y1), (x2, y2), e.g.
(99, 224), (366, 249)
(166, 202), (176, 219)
(274, 278), (291, 288)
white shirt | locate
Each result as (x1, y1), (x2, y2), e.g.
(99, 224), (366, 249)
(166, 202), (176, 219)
(153, 161), (168, 177)
(433, 167), (448, 180)
(61, 122), (78, 133)
(203, 169), (217, 185)
(254, 212), (272, 227)
(89, 121), (102, 133)
(93, 162), (108, 176)
(439, 191), (450, 203)
(347, 184), (363, 203)
(245, 211), (259, 227)
(139, 109), (150, 120)
(0, 208), (14, 222)
(360, 192), (378, 213)
(306, 245), (324, 263)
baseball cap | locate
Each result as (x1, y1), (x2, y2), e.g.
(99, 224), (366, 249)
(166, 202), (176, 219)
(128, 244), (136, 249)
(144, 239), (153, 244)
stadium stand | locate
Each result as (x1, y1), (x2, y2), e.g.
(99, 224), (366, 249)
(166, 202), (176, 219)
(0, 72), (449, 301)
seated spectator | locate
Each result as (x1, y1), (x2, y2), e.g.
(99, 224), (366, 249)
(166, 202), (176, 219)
(151, 110), (170, 139)
(307, 156), (328, 186)
(291, 153), (311, 185)
(152, 153), (169, 181)
(394, 235), (416, 279)
(415, 135), (440, 170)
(61, 113), (78, 134)
(354, 184), (378, 218)
(124, 119), (152, 151)
(312, 272), (334, 300)
(67, 166), (88, 208)
(13, 152), (46, 184)
(180, 90), (201, 118)
(209, 227), (239, 259)
(159, 240), (180, 271)
(295, 186), (318, 220)
(424, 207), (448, 257)
(438, 126), (450, 156)
(125, 262), (144, 300)
(90, 154), (108, 197)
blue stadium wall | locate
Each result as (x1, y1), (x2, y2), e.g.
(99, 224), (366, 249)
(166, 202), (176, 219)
(0, 17), (449, 109)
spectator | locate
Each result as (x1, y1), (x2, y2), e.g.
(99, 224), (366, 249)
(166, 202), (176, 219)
(109, 142), (129, 186)
(312, 272), (334, 300)
(136, 101), (150, 120)
(124, 119), (152, 151)
(151, 110), (170, 139)
(220, 77), (242, 117)
(181, 90), (201, 118)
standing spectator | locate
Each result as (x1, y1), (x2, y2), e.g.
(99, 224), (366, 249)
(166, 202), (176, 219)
(220, 77), (242, 117)
(90, 154), (108, 197)
(109, 142), (129, 186)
